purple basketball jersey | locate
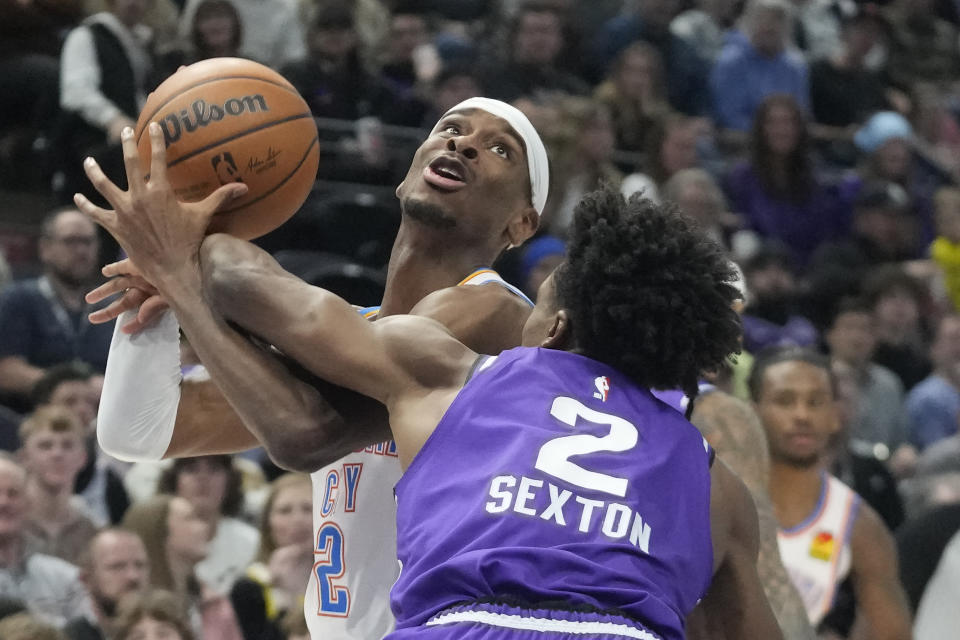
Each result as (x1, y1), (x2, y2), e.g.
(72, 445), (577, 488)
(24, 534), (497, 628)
(390, 347), (714, 640)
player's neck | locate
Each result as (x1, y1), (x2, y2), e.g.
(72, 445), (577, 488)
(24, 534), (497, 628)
(769, 461), (826, 529)
(380, 223), (498, 316)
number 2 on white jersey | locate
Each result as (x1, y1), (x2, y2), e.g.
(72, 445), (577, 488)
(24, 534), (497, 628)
(314, 522), (350, 617)
(535, 396), (638, 497)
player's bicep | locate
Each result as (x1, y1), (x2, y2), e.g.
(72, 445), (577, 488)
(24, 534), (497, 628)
(700, 462), (783, 640)
(849, 507), (912, 640)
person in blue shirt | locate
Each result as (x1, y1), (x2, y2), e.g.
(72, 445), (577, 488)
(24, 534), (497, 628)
(711, 0), (809, 132)
(906, 314), (960, 451)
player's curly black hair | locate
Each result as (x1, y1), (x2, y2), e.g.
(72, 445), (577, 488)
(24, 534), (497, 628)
(554, 187), (742, 400)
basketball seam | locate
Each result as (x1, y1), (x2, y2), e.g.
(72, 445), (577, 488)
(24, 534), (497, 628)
(217, 135), (319, 216)
(135, 74), (302, 143)
(166, 113), (314, 169)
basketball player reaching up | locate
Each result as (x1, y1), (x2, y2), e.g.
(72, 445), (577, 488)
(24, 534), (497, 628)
(749, 347), (911, 640)
(82, 99), (546, 639)
(80, 155), (783, 637)
(80, 99), (811, 638)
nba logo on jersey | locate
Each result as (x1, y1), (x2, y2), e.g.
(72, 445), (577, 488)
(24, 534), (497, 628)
(593, 376), (610, 402)
(809, 531), (835, 561)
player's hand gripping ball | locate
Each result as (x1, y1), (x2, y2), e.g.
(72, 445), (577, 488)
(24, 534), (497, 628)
(135, 57), (320, 239)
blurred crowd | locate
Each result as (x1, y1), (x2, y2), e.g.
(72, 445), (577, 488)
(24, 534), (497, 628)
(4, 0), (960, 638)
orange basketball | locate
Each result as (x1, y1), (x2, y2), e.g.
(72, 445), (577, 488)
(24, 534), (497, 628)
(135, 58), (319, 240)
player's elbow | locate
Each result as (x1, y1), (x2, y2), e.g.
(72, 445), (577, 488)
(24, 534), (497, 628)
(260, 405), (348, 473)
(199, 233), (264, 313)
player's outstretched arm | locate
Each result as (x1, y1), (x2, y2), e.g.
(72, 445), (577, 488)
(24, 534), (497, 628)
(690, 461), (784, 640)
(77, 124), (393, 471)
(691, 393), (815, 640)
(848, 504), (912, 640)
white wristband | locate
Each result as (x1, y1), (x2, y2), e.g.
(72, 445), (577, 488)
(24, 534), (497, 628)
(97, 309), (182, 461)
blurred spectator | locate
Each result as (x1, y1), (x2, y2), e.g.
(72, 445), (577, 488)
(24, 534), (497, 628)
(417, 63), (484, 127)
(32, 363), (130, 527)
(809, 4), (892, 129)
(670, 0), (739, 63)
(0, 0), (80, 190)
(19, 406), (96, 565)
(480, 1), (589, 102)
(280, 605), (310, 640)
(519, 236), (565, 299)
(0, 612), (66, 640)
(621, 115), (700, 203)
(808, 182), (914, 313)
(739, 242), (819, 353)
(0, 455), (90, 628)
(852, 111), (944, 252)
(0, 208), (112, 410)
(711, 0), (809, 132)
(824, 297), (917, 476)
(883, 0), (960, 90)
(792, 0), (845, 62)
(590, 0), (710, 116)
(65, 529), (149, 640)
(724, 95), (847, 265)
(230, 473), (312, 640)
(662, 168), (742, 252)
(749, 347), (912, 637)
(911, 83), (960, 182)
(906, 314), (960, 451)
(58, 0), (154, 204)
(282, 1), (421, 131)
(157, 457), (259, 596)
(863, 265), (931, 390)
(179, 0), (305, 70)
(113, 590), (196, 640)
(121, 496), (242, 640)
(0, 251), (10, 294)
(379, 6), (431, 96)
(829, 359), (905, 531)
(930, 186), (960, 310)
(155, 0), (245, 82)
(594, 42), (673, 157)
(542, 98), (624, 234)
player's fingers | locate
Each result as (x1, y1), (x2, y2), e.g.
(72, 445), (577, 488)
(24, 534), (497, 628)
(85, 277), (130, 305)
(102, 258), (142, 279)
(197, 182), (248, 219)
(73, 190), (117, 233)
(147, 122), (168, 186)
(120, 127), (144, 196)
(88, 288), (149, 324)
(136, 295), (169, 327)
(80, 157), (125, 209)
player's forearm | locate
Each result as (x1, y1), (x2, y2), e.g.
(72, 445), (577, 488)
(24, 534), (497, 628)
(0, 356), (45, 395)
(158, 267), (351, 471)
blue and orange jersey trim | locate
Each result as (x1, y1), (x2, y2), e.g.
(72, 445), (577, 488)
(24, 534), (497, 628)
(356, 269), (532, 321)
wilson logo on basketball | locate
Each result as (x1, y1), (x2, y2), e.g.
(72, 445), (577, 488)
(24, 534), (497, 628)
(158, 95), (270, 146)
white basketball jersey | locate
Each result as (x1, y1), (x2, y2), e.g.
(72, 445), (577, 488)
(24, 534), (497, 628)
(777, 473), (861, 626)
(305, 269), (532, 640)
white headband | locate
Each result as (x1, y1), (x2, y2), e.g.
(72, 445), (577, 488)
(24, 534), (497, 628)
(442, 97), (549, 216)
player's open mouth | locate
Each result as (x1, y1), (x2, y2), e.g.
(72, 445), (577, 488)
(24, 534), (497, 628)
(424, 156), (468, 191)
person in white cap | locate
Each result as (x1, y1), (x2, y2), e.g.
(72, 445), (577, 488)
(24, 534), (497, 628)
(74, 97), (549, 640)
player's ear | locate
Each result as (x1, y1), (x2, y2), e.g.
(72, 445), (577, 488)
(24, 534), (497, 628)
(541, 309), (571, 349)
(506, 207), (539, 247)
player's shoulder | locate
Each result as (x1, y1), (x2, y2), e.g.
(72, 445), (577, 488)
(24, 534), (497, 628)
(415, 279), (531, 314)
